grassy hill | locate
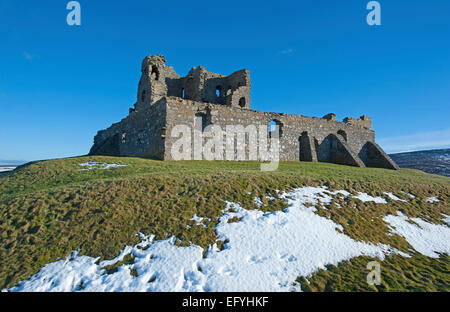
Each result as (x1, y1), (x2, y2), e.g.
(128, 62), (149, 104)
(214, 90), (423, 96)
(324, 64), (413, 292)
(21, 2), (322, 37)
(0, 156), (449, 291)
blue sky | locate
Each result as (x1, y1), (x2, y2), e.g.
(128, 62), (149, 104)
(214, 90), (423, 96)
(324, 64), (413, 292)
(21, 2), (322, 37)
(1, 0), (449, 161)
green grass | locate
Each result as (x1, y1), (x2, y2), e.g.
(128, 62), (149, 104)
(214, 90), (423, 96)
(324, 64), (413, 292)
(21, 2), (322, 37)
(298, 254), (450, 292)
(0, 156), (449, 290)
(102, 254), (135, 275)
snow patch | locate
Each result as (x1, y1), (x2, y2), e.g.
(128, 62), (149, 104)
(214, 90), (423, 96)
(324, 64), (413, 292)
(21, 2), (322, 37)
(190, 214), (209, 228)
(442, 214), (450, 226)
(8, 235), (204, 292)
(426, 197), (440, 203)
(79, 162), (127, 171)
(253, 195), (276, 208)
(190, 214), (204, 224)
(401, 191), (416, 199)
(383, 212), (450, 258)
(383, 192), (408, 203)
(278, 186), (334, 207)
(331, 190), (351, 197)
(253, 197), (263, 208)
(352, 192), (387, 204)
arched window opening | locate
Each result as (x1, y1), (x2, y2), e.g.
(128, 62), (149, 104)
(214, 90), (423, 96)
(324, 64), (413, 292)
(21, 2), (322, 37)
(216, 86), (222, 98)
(299, 131), (310, 161)
(238, 97), (246, 108)
(141, 90), (146, 102)
(151, 65), (159, 81)
(268, 119), (283, 138)
(337, 130), (347, 141)
(181, 88), (185, 99)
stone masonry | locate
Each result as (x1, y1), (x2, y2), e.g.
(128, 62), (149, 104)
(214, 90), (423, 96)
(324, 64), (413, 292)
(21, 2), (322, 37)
(89, 55), (399, 169)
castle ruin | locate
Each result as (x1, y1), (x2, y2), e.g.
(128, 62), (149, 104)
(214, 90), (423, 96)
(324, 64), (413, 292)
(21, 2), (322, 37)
(89, 55), (398, 170)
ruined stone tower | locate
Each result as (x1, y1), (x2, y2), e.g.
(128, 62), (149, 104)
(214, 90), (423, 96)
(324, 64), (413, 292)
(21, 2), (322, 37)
(89, 55), (398, 170)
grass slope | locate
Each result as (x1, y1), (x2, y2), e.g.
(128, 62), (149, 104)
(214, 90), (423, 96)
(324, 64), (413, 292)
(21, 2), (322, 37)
(0, 156), (449, 291)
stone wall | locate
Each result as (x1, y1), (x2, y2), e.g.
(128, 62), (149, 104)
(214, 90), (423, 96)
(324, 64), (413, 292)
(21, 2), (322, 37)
(89, 99), (166, 159)
(162, 97), (393, 166)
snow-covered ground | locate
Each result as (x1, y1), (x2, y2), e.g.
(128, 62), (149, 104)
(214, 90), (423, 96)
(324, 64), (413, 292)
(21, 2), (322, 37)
(442, 214), (450, 226)
(401, 191), (416, 199)
(383, 212), (450, 258)
(79, 162), (127, 171)
(6, 186), (450, 292)
(426, 197), (440, 203)
(383, 192), (408, 203)
(190, 214), (210, 229)
(352, 192), (387, 204)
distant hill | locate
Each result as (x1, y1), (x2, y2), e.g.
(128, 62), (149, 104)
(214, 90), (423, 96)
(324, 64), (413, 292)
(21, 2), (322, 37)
(389, 148), (450, 177)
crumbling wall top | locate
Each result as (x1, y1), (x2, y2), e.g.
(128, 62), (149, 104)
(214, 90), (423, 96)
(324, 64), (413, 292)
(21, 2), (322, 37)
(134, 55), (251, 112)
(343, 115), (372, 129)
